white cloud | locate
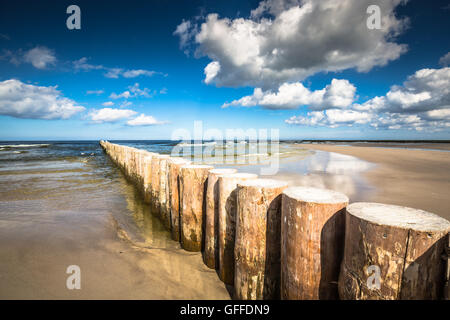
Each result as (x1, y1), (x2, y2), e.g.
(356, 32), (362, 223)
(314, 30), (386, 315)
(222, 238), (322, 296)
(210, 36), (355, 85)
(285, 67), (450, 131)
(73, 57), (103, 71)
(87, 89), (104, 95)
(126, 114), (168, 126)
(285, 109), (371, 127)
(109, 83), (154, 99)
(354, 67), (450, 113)
(23, 46), (56, 69)
(0, 79), (85, 119)
(88, 108), (137, 123)
(204, 61), (221, 84)
(439, 52), (450, 67)
(110, 91), (132, 99)
(102, 101), (114, 106)
(73, 57), (161, 79)
(175, 0), (408, 88)
(122, 69), (156, 78)
(1, 46), (56, 69)
(222, 78), (356, 109)
(119, 101), (132, 108)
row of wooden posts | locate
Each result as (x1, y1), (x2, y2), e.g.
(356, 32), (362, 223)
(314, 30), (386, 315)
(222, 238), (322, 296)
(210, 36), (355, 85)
(99, 141), (450, 300)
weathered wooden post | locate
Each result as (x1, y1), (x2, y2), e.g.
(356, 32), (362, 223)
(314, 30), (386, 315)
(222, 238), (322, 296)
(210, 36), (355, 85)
(168, 157), (191, 241)
(159, 155), (171, 229)
(234, 179), (288, 300)
(135, 150), (146, 193)
(143, 153), (156, 203)
(444, 236), (450, 300)
(150, 154), (162, 214)
(217, 173), (258, 285)
(203, 168), (237, 269)
(180, 164), (214, 252)
(281, 186), (348, 300)
(339, 202), (450, 300)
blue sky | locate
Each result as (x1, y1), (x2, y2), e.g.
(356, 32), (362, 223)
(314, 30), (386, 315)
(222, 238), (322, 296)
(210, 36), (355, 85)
(0, 0), (449, 140)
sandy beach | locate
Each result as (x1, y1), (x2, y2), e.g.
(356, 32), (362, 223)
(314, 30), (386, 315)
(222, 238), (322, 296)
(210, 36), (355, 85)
(302, 143), (450, 221)
(1, 141), (449, 300)
(0, 142), (230, 300)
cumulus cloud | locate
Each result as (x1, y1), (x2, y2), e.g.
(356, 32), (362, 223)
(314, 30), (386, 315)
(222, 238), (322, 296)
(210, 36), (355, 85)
(23, 46), (56, 69)
(88, 108), (137, 123)
(0, 79), (85, 119)
(175, 0), (408, 88)
(222, 79), (356, 109)
(285, 67), (450, 131)
(353, 67), (450, 113)
(126, 114), (168, 126)
(102, 101), (114, 106)
(286, 110), (371, 127)
(1, 46), (56, 69)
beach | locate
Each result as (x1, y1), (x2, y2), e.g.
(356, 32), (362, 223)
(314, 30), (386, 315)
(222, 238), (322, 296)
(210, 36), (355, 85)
(301, 143), (450, 220)
(0, 142), (229, 299)
(0, 141), (449, 299)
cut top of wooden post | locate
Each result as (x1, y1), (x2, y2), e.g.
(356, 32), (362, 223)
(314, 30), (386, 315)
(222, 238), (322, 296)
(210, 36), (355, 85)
(168, 157), (190, 165)
(181, 164), (214, 171)
(347, 202), (450, 233)
(208, 168), (237, 176)
(219, 172), (258, 181)
(237, 178), (288, 190)
(283, 186), (349, 204)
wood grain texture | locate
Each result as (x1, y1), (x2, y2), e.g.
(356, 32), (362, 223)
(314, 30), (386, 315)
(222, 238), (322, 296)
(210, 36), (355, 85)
(180, 165), (214, 252)
(281, 186), (348, 300)
(339, 202), (450, 300)
(217, 173), (258, 285)
(203, 169), (237, 269)
(168, 158), (191, 241)
(234, 179), (288, 300)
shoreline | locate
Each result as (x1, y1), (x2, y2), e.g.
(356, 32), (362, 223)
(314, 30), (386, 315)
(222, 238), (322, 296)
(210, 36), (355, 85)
(301, 143), (450, 220)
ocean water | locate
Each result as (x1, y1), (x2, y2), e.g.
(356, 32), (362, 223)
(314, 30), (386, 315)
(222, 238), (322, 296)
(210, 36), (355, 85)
(0, 140), (375, 241)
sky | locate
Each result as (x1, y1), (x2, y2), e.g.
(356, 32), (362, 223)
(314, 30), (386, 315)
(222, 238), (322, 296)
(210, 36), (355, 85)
(0, 0), (449, 140)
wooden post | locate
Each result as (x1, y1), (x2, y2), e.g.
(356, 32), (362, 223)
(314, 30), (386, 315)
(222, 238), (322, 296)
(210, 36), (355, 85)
(234, 179), (288, 300)
(281, 186), (348, 300)
(143, 153), (157, 203)
(158, 155), (171, 229)
(217, 173), (258, 285)
(150, 154), (162, 215)
(180, 164), (214, 252)
(135, 150), (148, 194)
(168, 157), (191, 241)
(444, 236), (450, 300)
(339, 202), (450, 300)
(203, 168), (237, 269)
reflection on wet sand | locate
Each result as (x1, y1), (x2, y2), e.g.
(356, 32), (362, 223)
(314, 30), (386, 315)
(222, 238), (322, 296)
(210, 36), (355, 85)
(226, 147), (375, 202)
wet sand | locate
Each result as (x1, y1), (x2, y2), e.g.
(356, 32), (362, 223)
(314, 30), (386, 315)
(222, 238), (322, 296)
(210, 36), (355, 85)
(301, 144), (450, 220)
(0, 145), (229, 300)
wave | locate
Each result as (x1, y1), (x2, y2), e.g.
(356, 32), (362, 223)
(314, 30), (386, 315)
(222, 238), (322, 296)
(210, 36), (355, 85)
(0, 144), (50, 148)
(176, 142), (217, 147)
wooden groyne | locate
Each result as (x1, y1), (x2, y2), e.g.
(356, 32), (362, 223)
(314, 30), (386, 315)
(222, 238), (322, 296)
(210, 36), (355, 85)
(100, 140), (450, 300)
